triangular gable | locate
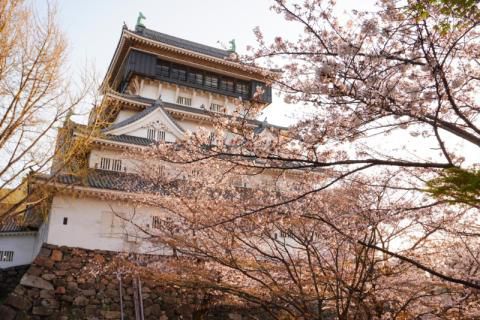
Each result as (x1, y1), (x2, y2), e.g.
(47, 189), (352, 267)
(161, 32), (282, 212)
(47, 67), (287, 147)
(104, 105), (185, 139)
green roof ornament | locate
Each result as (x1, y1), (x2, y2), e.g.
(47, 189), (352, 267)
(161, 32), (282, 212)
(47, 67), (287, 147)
(228, 39), (236, 52)
(136, 12), (146, 28)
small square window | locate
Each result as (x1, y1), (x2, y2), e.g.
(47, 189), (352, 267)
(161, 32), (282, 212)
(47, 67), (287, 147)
(0, 250), (14, 262)
(63, 217), (68, 225)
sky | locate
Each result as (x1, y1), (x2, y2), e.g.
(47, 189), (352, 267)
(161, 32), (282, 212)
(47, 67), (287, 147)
(36, 0), (375, 126)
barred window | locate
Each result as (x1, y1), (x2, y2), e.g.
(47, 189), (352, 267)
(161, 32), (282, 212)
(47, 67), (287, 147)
(147, 128), (155, 140)
(100, 157), (110, 170)
(112, 159), (122, 172)
(152, 216), (162, 229)
(280, 229), (293, 238)
(191, 168), (200, 178)
(210, 103), (224, 113)
(151, 216), (175, 231)
(177, 96), (192, 106)
(208, 132), (216, 145)
(147, 128), (166, 141)
(158, 131), (166, 141)
(0, 250), (14, 262)
(99, 157), (122, 172)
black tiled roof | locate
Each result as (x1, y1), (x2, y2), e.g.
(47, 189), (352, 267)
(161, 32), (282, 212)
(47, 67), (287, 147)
(135, 27), (231, 59)
(54, 170), (165, 194)
(104, 134), (153, 146)
(0, 215), (40, 233)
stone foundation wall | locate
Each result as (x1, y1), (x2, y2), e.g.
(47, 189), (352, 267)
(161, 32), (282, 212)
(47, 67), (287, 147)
(0, 265), (30, 302)
(0, 244), (269, 320)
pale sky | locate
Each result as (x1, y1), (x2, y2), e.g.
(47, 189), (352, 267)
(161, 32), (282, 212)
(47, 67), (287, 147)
(37, 0), (375, 126)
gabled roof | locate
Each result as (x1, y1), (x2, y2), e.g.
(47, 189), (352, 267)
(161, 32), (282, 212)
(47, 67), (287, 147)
(104, 105), (160, 132)
(103, 97), (185, 137)
(135, 27), (231, 59)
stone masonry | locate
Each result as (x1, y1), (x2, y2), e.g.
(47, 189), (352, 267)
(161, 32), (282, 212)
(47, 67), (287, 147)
(0, 265), (29, 302)
(0, 244), (270, 320)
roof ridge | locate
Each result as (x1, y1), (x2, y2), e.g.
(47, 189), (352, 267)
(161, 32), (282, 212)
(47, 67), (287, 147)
(134, 27), (231, 59)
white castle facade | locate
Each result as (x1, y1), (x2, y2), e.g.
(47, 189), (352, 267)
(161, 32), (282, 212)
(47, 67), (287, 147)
(30, 22), (295, 257)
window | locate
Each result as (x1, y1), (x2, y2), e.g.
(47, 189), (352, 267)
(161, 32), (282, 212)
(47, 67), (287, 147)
(100, 157), (110, 170)
(0, 251), (14, 262)
(158, 165), (165, 178)
(152, 216), (162, 229)
(99, 157), (122, 172)
(153, 58), (261, 99)
(220, 78), (234, 92)
(188, 71), (203, 85)
(63, 217), (68, 225)
(176, 96), (192, 106)
(171, 65), (187, 81)
(151, 216), (175, 231)
(208, 132), (216, 145)
(280, 229), (293, 238)
(236, 82), (249, 96)
(147, 128), (155, 140)
(191, 168), (200, 178)
(156, 60), (170, 77)
(112, 159), (122, 172)
(204, 75), (218, 88)
(157, 131), (166, 141)
(210, 103), (224, 113)
(147, 128), (166, 141)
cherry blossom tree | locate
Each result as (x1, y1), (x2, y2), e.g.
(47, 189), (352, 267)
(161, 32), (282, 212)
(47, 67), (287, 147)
(114, 0), (480, 318)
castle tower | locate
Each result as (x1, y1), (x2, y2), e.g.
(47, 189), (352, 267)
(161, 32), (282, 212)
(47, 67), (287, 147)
(36, 21), (283, 254)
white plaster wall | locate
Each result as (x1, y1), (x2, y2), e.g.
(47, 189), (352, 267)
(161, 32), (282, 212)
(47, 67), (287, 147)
(158, 86), (175, 102)
(138, 81), (240, 115)
(0, 233), (37, 268)
(89, 149), (133, 172)
(113, 110), (138, 124)
(176, 120), (213, 133)
(45, 194), (301, 258)
(33, 221), (49, 259)
(141, 83), (160, 100)
(47, 195), (173, 255)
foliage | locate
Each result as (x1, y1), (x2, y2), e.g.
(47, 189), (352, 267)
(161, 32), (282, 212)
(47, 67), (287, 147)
(0, 0), (102, 222)
(409, 0), (480, 34)
(427, 167), (480, 205)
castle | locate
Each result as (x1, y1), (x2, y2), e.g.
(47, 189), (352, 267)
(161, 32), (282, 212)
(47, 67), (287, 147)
(0, 16), (291, 265)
